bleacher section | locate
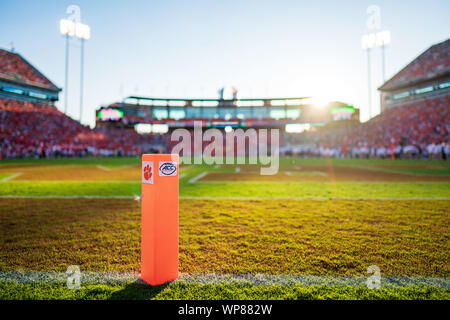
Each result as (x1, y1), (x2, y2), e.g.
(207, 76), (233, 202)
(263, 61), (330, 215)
(0, 98), (166, 158)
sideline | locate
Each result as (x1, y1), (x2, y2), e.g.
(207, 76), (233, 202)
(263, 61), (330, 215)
(188, 171), (209, 183)
(0, 173), (22, 182)
(0, 195), (449, 200)
(0, 271), (448, 288)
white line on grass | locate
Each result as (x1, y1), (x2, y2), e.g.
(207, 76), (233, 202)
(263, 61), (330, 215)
(188, 171), (208, 183)
(0, 195), (135, 199)
(179, 196), (450, 200)
(96, 165), (134, 171)
(0, 173), (22, 182)
(342, 164), (450, 177)
(0, 271), (448, 289)
(0, 195), (449, 200)
(191, 180), (449, 184)
(96, 165), (111, 171)
(284, 171), (327, 177)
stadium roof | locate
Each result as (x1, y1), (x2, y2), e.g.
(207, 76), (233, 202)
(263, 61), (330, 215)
(379, 38), (450, 91)
(0, 48), (60, 92)
(126, 95), (310, 102)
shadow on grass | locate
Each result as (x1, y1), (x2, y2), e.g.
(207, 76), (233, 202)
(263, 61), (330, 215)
(108, 280), (169, 300)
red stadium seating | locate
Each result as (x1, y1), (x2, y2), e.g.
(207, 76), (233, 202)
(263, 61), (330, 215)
(380, 39), (450, 90)
(0, 95), (448, 159)
(0, 49), (56, 88)
(284, 95), (449, 159)
(0, 98), (167, 158)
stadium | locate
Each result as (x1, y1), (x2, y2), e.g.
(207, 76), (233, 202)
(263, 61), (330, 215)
(0, 4), (449, 304)
(1, 39), (449, 160)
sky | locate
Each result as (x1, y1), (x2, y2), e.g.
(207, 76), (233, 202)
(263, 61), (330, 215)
(1, 0), (449, 127)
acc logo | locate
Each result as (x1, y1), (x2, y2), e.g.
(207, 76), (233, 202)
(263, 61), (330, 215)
(159, 161), (177, 176)
(142, 161), (153, 184)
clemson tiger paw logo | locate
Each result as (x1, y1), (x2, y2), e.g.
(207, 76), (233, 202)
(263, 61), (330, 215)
(144, 164), (152, 180)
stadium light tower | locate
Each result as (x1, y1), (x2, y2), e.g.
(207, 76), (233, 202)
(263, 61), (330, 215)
(362, 5), (391, 119)
(59, 5), (91, 122)
(76, 23), (91, 123)
(361, 33), (375, 119)
(376, 30), (391, 82)
(60, 18), (74, 114)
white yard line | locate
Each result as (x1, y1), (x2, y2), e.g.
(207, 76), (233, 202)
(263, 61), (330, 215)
(96, 165), (111, 171)
(96, 165), (135, 171)
(0, 195), (135, 199)
(0, 195), (449, 200)
(188, 171), (209, 183)
(192, 180), (448, 184)
(179, 173), (187, 179)
(0, 271), (447, 288)
(0, 172), (22, 182)
(343, 164), (450, 177)
(180, 196), (450, 200)
(286, 171), (326, 177)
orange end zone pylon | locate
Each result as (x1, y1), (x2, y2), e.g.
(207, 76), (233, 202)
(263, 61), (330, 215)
(141, 154), (179, 285)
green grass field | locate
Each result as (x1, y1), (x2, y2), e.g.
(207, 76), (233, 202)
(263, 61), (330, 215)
(0, 157), (449, 300)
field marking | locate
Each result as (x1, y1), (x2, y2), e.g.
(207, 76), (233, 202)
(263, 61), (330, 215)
(0, 173), (22, 182)
(0, 271), (448, 289)
(188, 171), (209, 183)
(179, 173), (187, 179)
(284, 171), (327, 177)
(0, 195), (136, 199)
(96, 165), (111, 171)
(0, 195), (449, 200)
(340, 163), (450, 177)
(96, 165), (134, 171)
(235, 167), (241, 173)
(180, 196), (450, 200)
(192, 180), (450, 184)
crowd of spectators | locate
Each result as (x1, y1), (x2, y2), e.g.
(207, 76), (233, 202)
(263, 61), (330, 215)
(281, 95), (450, 160)
(1, 93), (448, 160)
(0, 98), (168, 159)
(0, 49), (56, 88)
(380, 39), (450, 90)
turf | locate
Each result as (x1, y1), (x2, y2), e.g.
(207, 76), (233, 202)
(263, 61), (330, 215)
(0, 157), (449, 300)
(0, 181), (141, 196)
(1, 281), (448, 300)
(1, 198), (448, 276)
(0, 181), (449, 198)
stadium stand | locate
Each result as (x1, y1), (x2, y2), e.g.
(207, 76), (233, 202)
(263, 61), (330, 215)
(284, 95), (449, 159)
(0, 49), (56, 88)
(0, 49), (60, 104)
(281, 38), (450, 160)
(379, 39), (449, 93)
(0, 98), (168, 158)
(0, 37), (448, 160)
(0, 48), (166, 158)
